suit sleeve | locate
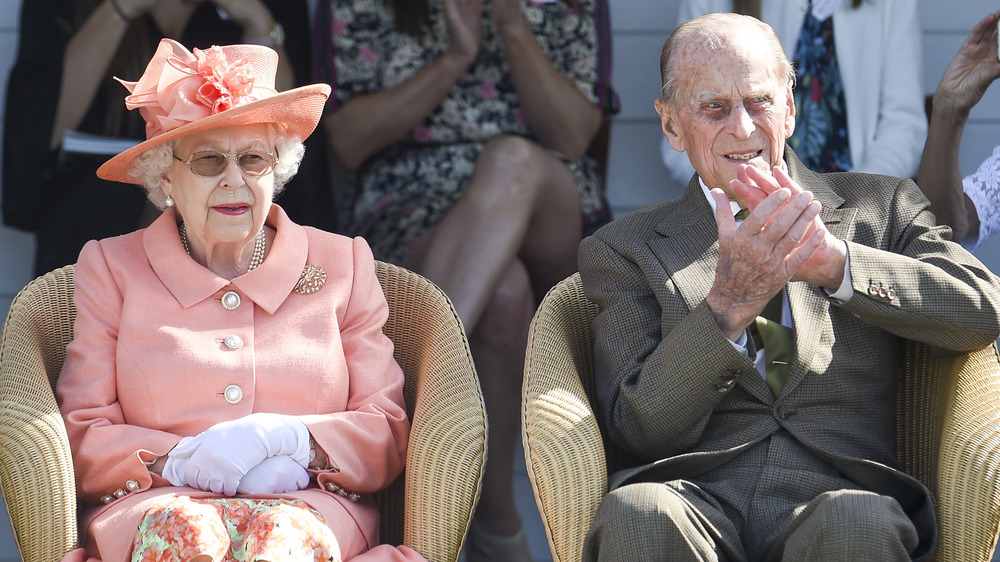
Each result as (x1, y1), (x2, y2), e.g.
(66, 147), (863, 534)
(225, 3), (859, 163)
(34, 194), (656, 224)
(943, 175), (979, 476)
(579, 231), (760, 462)
(305, 237), (409, 494)
(839, 177), (1000, 351)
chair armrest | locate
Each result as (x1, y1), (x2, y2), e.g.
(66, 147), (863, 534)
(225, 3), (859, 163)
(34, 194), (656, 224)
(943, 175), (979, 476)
(900, 341), (1000, 562)
(522, 275), (607, 562)
(0, 269), (79, 562)
(375, 261), (486, 562)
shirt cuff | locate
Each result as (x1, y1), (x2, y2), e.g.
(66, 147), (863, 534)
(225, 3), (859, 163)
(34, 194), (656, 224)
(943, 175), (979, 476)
(825, 251), (853, 303)
(727, 329), (752, 357)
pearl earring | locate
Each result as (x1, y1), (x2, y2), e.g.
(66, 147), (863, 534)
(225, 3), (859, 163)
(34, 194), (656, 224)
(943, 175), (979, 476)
(165, 196), (174, 207)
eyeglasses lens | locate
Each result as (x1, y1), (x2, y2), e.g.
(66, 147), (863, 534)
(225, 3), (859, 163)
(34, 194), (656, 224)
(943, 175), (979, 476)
(187, 151), (275, 177)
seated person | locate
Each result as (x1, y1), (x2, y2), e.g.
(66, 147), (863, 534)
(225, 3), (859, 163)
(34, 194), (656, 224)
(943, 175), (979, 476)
(661, 0), (927, 184)
(917, 9), (1000, 250)
(57, 39), (424, 562)
(314, 0), (618, 557)
(579, 13), (1000, 562)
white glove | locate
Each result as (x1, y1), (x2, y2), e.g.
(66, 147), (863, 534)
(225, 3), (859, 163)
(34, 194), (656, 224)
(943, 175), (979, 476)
(237, 454), (311, 494)
(160, 435), (202, 487)
(173, 413), (310, 496)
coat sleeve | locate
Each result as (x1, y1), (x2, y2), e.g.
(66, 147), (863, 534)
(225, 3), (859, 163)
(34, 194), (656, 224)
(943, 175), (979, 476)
(56, 241), (184, 504)
(305, 237), (409, 494)
(839, 177), (1000, 351)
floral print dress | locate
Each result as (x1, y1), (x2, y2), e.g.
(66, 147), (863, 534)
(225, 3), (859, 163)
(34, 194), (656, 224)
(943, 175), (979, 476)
(320, 0), (613, 264)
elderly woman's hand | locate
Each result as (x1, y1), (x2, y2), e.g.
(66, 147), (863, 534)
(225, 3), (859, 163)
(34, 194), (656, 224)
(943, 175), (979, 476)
(173, 413), (311, 496)
(237, 455), (311, 494)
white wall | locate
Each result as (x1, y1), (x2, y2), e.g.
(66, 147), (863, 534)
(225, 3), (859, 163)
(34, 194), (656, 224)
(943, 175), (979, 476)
(0, 0), (997, 557)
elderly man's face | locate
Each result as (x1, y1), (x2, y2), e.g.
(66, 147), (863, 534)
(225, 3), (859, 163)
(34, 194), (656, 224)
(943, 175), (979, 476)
(656, 30), (795, 200)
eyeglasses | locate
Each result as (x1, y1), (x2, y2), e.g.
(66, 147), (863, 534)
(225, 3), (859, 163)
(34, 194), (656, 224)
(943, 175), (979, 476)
(172, 150), (278, 177)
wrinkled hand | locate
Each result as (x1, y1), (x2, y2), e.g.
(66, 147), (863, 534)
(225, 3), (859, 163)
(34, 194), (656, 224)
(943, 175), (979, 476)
(729, 165), (847, 289)
(706, 168), (824, 340)
(934, 10), (1000, 116)
(444, 0), (483, 66)
(237, 455), (310, 495)
(171, 413), (310, 496)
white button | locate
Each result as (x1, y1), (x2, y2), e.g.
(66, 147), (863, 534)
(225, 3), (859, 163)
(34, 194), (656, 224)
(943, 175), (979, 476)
(125, 479), (140, 492)
(224, 384), (244, 404)
(224, 335), (244, 350)
(221, 291), (241, 310)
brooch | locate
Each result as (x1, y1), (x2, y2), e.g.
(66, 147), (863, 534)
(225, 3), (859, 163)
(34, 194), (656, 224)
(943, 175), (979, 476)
(294, 264), (327, 295)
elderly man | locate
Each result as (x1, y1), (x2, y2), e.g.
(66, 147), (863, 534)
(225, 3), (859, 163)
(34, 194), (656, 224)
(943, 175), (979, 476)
(578, 12), (1000, 562)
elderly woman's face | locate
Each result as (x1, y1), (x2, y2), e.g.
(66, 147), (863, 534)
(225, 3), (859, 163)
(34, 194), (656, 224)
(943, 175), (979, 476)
(165, 124), (275, 250)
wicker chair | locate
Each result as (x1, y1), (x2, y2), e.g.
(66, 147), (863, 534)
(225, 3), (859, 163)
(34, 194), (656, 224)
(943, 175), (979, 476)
(0, 261), (486, 562)
(522, 272), (1000, 562)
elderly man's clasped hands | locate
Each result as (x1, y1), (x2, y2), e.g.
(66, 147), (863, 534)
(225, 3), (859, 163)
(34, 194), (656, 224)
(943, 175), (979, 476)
(707, 164), (847, 340)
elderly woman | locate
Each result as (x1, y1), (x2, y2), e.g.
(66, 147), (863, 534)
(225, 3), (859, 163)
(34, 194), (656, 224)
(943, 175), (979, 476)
(56, 38), (424, 562)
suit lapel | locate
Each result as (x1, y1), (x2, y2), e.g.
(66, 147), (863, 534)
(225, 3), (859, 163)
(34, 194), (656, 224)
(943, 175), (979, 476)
(649, 179), (721, 313)
(648, 179), (776, 402)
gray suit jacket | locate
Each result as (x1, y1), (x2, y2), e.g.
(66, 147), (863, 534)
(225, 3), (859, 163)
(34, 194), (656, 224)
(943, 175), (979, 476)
(578, 149), (1000, 559)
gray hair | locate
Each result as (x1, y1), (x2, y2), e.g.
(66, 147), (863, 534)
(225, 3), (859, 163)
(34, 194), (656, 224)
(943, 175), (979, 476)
(658, 12), (794, 104)
(126, 127), (306, 210)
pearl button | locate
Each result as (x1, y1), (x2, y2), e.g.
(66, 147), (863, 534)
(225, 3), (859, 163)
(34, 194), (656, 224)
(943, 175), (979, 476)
(221, 291), (241, 310)
(224, 384), (244, 404)
(224, 335), (244, 350)
(100, 494), (114, 504)
(125, 479), (140, 492)
(113, 488), (127, 499)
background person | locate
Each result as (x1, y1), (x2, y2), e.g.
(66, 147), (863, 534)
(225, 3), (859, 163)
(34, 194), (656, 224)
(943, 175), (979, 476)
(314, 0), (617, 558)
(917, 9), (1000, 250)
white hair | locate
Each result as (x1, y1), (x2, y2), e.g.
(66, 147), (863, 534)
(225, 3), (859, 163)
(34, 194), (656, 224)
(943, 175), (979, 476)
(126, 126), (306, 210)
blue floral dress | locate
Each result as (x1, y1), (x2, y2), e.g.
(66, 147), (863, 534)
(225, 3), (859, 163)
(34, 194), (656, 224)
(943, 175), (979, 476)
(318, 0), (614, 264)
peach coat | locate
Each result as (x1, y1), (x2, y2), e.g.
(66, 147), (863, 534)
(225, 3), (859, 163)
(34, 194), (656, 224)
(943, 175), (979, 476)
(56, 205), (424, 561)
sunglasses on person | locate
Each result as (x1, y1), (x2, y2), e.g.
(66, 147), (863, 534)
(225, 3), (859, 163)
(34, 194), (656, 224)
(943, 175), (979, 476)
(173, 150), (278, 177)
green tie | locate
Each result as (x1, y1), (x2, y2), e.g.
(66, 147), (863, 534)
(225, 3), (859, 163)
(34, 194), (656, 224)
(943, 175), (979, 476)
(750, 293), (793, 396)
(734, 208), (750, 220)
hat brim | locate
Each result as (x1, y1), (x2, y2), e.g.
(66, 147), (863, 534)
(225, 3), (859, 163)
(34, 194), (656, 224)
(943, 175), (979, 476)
(97, 83), (331, 184)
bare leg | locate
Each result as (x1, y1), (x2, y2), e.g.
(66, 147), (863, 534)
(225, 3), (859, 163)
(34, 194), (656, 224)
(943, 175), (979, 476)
(408, 135), (583, 329)
(407, 135), (583, 541)
(469, 260), (535, 536)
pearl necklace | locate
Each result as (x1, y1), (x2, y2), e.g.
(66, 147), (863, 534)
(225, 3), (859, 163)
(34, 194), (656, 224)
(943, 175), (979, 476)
(179, 223), (266, 272)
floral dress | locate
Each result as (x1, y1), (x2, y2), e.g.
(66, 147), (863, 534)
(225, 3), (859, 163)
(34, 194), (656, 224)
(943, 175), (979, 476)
(319, 0), (615, 264)
(131, 497), (340, 562)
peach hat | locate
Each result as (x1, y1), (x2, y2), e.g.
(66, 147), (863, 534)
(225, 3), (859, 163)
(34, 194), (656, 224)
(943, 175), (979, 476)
(97, 38), (330, 184)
